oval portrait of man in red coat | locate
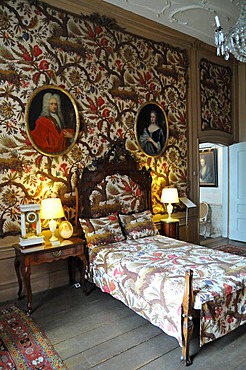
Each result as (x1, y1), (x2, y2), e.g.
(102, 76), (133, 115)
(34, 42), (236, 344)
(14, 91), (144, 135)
(25, 85), (80, 156)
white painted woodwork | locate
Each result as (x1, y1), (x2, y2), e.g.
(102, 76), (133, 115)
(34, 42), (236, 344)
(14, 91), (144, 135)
(229, 142), (246, 241)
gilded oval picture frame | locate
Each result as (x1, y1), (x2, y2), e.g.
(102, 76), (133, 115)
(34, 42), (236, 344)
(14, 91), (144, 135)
(25, 85), (80, 157)
(59, 220), (73, 239)
(135, 102), (168, 157)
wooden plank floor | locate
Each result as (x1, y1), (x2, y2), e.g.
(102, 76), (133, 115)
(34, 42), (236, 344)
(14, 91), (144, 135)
(200, 236), (246, 249)
(5, 238), (246, 370)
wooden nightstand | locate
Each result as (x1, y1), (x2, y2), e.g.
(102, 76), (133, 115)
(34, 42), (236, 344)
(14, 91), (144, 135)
(160, 218), (179, 239)
(13, 236), (87, 314)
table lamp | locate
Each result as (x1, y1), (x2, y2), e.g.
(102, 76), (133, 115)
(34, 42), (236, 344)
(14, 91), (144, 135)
(161, 188), (179, 221)
(40, 198), (65, 245)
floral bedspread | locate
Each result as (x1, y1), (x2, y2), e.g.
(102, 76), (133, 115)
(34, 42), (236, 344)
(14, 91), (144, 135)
(89, 235), (246, 347)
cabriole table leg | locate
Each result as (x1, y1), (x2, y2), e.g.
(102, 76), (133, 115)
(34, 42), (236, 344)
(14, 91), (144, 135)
(24, 265), (32, 314)
(14, 256), (22, 300)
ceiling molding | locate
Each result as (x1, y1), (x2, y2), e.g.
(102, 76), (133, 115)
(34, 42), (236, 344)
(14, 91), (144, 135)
(102, 0), (242, 46)
(43, 0), (241, 53)
(44, 0), (198, 48)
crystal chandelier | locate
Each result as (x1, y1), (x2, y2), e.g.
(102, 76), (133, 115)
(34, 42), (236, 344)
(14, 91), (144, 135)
(214, 0), (246, 62)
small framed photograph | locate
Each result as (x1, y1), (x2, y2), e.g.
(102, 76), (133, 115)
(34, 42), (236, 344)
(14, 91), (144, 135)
(25, 85), (80, 157)
(135, 102), (168, 157)
(59, 221), (73, 239)
(199, 148), (218, 187)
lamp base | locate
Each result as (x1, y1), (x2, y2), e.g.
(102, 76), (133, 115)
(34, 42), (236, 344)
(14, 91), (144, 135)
(49, 219), (60, 246)
(50, 235), (58, 242)
(50, 239), (60, 247)
(167, 203), (173, 220)
(49, 234), (60, 246)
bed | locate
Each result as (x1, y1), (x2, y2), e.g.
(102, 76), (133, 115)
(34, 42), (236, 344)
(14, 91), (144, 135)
(76, 140), (246, 366)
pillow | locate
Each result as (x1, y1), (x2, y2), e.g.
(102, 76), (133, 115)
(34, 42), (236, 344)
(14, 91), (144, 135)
(119, 210), (159, 240)
(79, 214), (125, 248)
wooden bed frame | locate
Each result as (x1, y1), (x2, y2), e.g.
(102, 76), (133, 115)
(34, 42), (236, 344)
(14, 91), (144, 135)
(76, 139), (195, 366)
(76, 139), (152, 219)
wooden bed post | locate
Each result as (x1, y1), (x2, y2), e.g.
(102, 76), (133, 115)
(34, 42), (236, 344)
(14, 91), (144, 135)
(181, 269), (194, 366)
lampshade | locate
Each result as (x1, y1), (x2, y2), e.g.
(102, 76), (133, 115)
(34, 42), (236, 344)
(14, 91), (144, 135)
(161, 188), (179, 204)
(40, 198), (65, 245)
(40, 198), (65, 220)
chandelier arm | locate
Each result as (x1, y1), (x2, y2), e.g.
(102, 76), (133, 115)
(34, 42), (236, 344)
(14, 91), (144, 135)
(214, 0), (246, 63)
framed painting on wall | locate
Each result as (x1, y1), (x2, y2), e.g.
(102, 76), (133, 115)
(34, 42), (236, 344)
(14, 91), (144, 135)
(199, 148), (218, 187)
(135, 102), (168, 157)
(25, 85), (80, 157)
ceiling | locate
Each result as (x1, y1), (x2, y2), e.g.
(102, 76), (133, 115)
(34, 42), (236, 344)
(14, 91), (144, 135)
(102, 0), (242, 46)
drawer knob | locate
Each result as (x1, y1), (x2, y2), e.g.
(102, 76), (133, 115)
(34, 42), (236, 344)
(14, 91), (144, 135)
(52, 250), (62, 258)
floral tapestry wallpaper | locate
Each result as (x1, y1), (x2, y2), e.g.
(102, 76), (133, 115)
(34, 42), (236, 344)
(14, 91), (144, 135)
(0, 0), (189, 237)
(200, 58), (232, 133)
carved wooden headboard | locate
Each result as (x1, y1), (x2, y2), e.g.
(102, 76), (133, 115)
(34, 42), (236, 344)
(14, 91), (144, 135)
(76, 140), (152, 222)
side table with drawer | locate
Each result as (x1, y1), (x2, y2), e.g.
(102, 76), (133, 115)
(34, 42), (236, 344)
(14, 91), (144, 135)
(160, 218), (179, 239)
(13, 236), (87, 314)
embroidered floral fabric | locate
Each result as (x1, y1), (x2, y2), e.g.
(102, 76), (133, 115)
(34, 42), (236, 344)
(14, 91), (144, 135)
(79, 214), (125, 248)
(119, 210), (159, 239)
(89, 174), (146, 217)
(89, 235), (246, 347)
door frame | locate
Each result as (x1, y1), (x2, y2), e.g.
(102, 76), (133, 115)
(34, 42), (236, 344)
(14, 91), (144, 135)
(198, 142), (229, 241)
